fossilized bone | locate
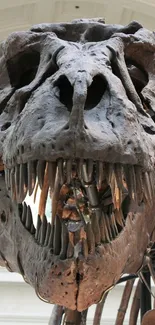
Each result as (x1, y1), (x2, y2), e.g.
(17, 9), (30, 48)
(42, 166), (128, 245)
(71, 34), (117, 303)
(0, 17), (155, 324)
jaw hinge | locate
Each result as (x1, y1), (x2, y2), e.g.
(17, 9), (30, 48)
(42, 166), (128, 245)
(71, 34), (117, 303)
(35, 273), (50, 304)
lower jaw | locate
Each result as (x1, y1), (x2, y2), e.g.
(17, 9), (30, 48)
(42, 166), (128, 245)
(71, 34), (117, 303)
(35, 201), (153, 311)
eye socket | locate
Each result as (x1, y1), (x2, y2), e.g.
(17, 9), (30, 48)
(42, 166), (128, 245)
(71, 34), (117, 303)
(111, 57), (148, 95)
(125, 59), (148, 94)
(0, 210), (7, 235)
(0, 211), (7, 223)
(7, 50), (40, 89)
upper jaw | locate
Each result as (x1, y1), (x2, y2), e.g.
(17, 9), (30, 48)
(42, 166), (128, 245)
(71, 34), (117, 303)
(2, 70), (154, 171)
(3, 127), (153, 170)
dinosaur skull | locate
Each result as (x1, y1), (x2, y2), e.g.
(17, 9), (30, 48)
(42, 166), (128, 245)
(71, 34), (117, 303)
(0, 19), (155, 311)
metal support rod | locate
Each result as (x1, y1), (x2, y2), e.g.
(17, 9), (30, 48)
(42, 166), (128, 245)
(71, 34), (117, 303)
(129, 280), (141, 325)
(93, 293), (108, 325)
(48, 305), (64, 325)
(115, 279), (135, 325)
(140, 271), (152, 321)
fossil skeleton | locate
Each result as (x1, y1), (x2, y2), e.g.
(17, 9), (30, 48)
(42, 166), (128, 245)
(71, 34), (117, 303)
(0, 18), (155, 324)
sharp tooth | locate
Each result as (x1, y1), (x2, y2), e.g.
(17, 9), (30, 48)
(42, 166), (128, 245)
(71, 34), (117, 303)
(21, 202), (27, 224)
(48, 162), (57, 191)
(34, 182), (39, 204)
(57, 159), (64, 185)
(8, 169), (11, 189)
(53, 215), (61, 255)
(102, 212), (111, 242)
(37, 161), (46, 190)
(148, 172), (155, 200)
(107, 163), (114, 184)
(134, 166), (143, 204)
(115, 209), (125, 228)
(28, 161), (37, 196)
(10, 168), (16, 201)
(78, 159), (83, 180)
(105, 214), (113, 240)
(85, 184), (99, 207)
(111, 212), (119, 236)
(38, 165), (49, 218)
(44, 223), (52, 246)
(85, 222), (95, 254)
(48, 225), (54, 249)
(25, 206), (33, 231)
(97, 161), (104, 188)
(115, 187), (122, 211)
(60, 222), (69, 260)
(149, 171), (155, 198)
(51, 170), (61, 224)
(38, 227), (41, 243)
(100, 215), (106, 242)
(40, 215), (47, 245)
(115, 164), (124, 210)
(91, 209), (101, 245)
(30, 224), (35, 235)
(87, 159), (94, 182)
(114, 164), (123, 189)
(124, 165), (137, 203)
(108, 164), (117, 208)
(100, 211), (117, 242)
(15, 165), (20, 200)
(82, 161), (93, 183)
(108, 164), (123, 210)
(82, 161), (89, 183)
(19, 163), (28, 203)
(143, 172), (153, 205)
(35, 215), (41, 240)
(66, 159), (72, 184)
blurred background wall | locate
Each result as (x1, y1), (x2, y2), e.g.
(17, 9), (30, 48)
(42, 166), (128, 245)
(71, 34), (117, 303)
(0, 0), (154, 41)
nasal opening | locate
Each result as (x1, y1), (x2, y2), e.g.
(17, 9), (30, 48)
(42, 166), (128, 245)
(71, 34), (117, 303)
(54, 75), (73, 112)
(84, 74), (107, 110)
(54, 74), (107, 112)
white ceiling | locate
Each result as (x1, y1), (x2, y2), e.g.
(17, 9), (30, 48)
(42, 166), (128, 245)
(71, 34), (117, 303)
(0, 0), (155, 41)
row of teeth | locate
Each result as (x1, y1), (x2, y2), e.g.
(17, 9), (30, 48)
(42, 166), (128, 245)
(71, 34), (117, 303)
(5, 159), (155, 207)
(15, 157), (155, 259)
(19, 202), (124, 259)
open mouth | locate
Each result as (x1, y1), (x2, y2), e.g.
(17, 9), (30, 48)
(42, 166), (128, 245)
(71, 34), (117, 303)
(4, 159), (152, 258)
(3, 158), (155, 311)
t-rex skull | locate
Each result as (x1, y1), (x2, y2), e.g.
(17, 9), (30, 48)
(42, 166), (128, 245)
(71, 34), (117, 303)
(0, 19), (155, 311)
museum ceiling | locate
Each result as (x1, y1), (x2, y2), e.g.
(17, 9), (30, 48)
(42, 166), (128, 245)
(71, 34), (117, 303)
(0, 0), (154, 41)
